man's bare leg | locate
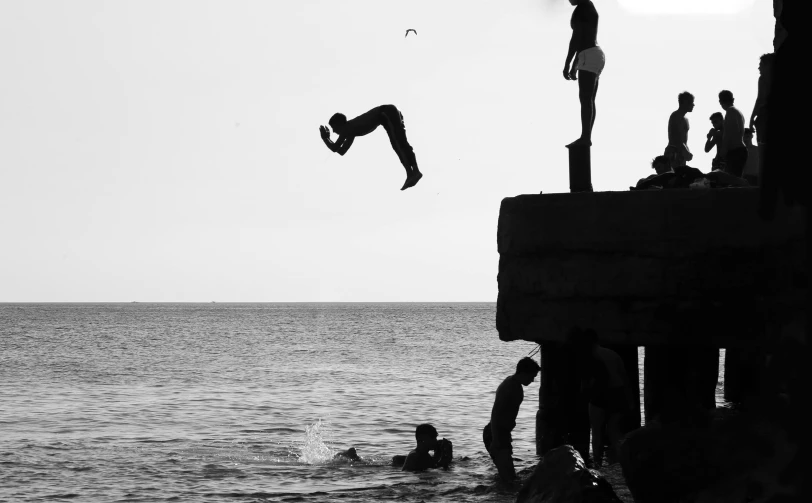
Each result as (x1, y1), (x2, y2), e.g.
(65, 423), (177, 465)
(591, 75), (599, 133)
(588, 403), (607, 467)
(605, 413), (624, 464)
(401, 162), (422, 190)
(493, 448), (516, 482)
(567, 70), (599, 148)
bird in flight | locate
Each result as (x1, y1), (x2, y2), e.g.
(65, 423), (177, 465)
(405, 29), (417, 38)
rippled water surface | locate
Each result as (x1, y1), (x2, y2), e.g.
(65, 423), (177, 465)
(1, 303), (728, 502)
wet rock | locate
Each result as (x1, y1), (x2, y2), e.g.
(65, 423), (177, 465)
(619, 405), (798, 503)
(516, 444), (621, 503)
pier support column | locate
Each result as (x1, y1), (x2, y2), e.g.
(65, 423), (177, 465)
(537, 342), (589, 459)
(568, 146), (593, 193)
(644, 345), (719, 423)
(604, 343), (642, 432)
(724, 347), (765, 403)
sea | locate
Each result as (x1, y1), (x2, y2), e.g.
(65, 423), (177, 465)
(0, 303), (730, 502)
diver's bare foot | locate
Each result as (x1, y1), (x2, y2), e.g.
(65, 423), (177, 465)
(566, 138), (592, 148)
(401, 171), (423, 190)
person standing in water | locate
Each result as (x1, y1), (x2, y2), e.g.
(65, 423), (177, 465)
(483, 357), (541, 482)
(568, 327), (634, 468)
(563, 0), (604, 148)
(319, 104), (422, 190)
(400, 423), (453, 472)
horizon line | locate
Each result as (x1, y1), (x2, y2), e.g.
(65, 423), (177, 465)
(0, 301), (497, 304)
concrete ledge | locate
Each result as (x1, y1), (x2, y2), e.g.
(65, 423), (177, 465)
(496, 189), (807, 347)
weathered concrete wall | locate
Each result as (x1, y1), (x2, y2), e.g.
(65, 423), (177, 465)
(496, 188), (806, 347)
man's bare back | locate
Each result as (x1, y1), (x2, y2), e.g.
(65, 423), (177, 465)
(666, 98), (694, 165)
(668, 112), (689, 150)
(338, 106), (387, 138)
(722, 105), (746, 152)
(320, 105), (422, 190)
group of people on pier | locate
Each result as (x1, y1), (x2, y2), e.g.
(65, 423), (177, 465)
(636, 49), (774, 191)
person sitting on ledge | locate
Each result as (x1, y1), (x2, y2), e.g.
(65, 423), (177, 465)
(394, 423), (453, 471)
(634, 155), (673, 189)
(319, 104), (423, 190)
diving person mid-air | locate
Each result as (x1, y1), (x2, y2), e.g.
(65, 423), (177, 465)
(319, 104), (423, 191)
(563, 0), (604, 148)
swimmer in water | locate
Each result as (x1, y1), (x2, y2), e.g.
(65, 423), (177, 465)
(319, 104), (423, 190)
(396, 423), (453, 471)
(333, 447), (360, 461)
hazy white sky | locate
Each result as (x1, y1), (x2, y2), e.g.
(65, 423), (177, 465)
(0, 0), (772, 302)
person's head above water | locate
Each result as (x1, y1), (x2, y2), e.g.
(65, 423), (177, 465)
(651, 155), (671, 174)
(678, 91), (695, 112)
(328, 113), (347, 134)
(718, 90), (734, 110)
(414, 423), (440, 448)
(514, 357), (540, 385)
(709, 112), (724, 129)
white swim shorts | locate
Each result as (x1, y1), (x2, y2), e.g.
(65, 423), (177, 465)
(575, 46), (606, 76)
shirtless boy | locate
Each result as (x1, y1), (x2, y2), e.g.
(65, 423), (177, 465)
(705, 112), (724, 171)
(399, 424), (453, 472)
(665, 92), (695, 167)
(320, 104), (422, 190)
(483, 357), (540, 482)
(718, 90), (748, 177)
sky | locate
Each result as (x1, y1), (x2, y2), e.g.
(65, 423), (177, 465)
(0, 0), (773, 302)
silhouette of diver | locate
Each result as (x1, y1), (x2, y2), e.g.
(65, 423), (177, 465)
(563, 0), (604, 148)
(320, 105), (423, 190)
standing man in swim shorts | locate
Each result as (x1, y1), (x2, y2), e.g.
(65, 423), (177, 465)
(563, 0), (604, 148)
(749, 53), (774, 184)
(718, 90), (748, 177)
(483, 357), (540, 482)
(319, 104), (422, 190)
(665, 92), (695, 167)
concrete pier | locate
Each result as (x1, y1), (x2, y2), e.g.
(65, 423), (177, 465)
(723, 347), (765, 403)
(496, 189), (806, 453)
(537, 342), (589, 458)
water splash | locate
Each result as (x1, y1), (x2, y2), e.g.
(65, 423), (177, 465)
(297, 419), (336, 464)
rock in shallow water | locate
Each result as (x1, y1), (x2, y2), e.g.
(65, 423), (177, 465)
(516, 445), (622, 503)
(619, 403), (800, 503)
